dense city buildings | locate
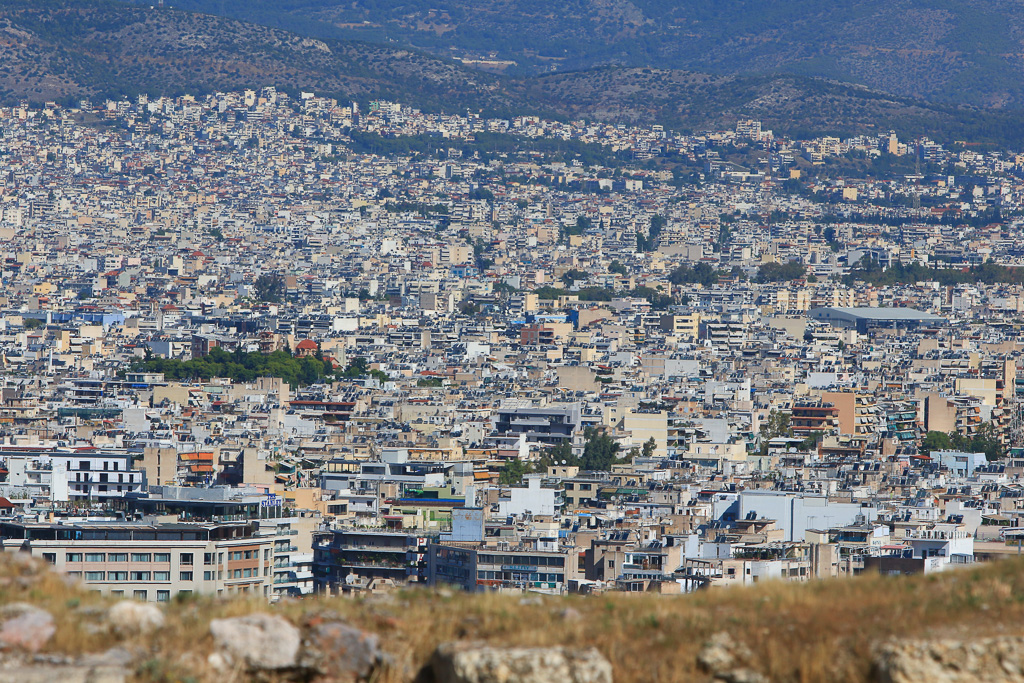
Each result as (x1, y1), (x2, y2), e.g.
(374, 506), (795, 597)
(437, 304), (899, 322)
(1, 89), (1024, 601)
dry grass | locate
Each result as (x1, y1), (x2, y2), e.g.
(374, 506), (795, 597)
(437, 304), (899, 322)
(3, 555), (1024, 682)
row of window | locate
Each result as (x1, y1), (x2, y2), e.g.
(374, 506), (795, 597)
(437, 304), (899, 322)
(476, 554), (566, 567)
(70, 571), (194, 582)
(201, 568), (271, 580)
(65, 552), (188, 563)
(106, 590), (174, 602)
(476, 571), (564, 583)
(228, 550), (265, 561)
(71, 485), (130, 493)
(49, 550), (269, 566)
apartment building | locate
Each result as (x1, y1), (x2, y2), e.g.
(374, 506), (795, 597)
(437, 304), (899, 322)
(0, 521), (274, 601)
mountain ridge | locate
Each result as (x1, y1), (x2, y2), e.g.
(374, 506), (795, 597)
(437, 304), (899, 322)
(1, 0), (1024, 146)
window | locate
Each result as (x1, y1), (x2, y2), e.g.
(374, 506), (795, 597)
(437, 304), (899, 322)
(203, 571), (213, 581)
(180, 553), (193, 566)
(153, 572), (170, 581)
(180, 572), (193, 581)
(244, 550), (253, 560)
(204, 553), (214, 565)
(156, 590), (170, 602)
(79, 461), (90, 471)
(85, 553), (105, 563)
(154, 553), (170, 563)
(66, 553), (82, 563)
(66, 571), (82, 580)
(42, 553), (56, 565)
(230, 551), (243, 561)
(109, 553), (128, 562)
(243, 569), (252, 578)
(129, 571), (151, 581)
(133, 590), (147, 601)
(131, 553), (151, 563)
(218, 553), (224, 564)
(233, 569), (242, 579)
(179, 590), (192, 597)
(264, 549), (270, 561)
(108, 572), (128, 581)
(85, 571), (105, 581)
(110, 590), (124, 597)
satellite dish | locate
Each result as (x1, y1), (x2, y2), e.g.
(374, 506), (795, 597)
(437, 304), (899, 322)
(561, 460), (566, 465)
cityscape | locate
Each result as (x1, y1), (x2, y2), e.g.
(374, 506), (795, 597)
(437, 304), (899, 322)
(0, 86), (1022, 605)
(2, 7), (1024, 670)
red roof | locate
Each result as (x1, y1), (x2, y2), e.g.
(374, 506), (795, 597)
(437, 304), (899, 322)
(295, 340), (318, 350)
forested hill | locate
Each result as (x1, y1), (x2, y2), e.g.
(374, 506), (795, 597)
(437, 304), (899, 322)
(3, 0), (1024, 145)
(0, 0), (513, 114)
(134, 0), (1024, 110)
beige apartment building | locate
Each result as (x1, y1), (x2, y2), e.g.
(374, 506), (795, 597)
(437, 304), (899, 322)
(0, 521), (274, 601)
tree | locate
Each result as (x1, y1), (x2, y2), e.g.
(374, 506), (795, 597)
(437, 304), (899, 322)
(759, 410), (793, 453)
(608, 260), (628, 276)
(561, 269), (589, 286)
(922, 424), (1004, 461)
(641, 437), (657, 458)
(254, 273), (285, 303)
(949, 422), (1005, 461)
(755, 261), (806, 283)
(799, 431), (825, 450)
(920, 430), (952, 456)
(580, 427), (621, 471)
(498, 459), (532, 486)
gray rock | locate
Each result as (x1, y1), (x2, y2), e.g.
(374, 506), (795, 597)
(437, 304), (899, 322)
(298, 620), (386, 681)
(209, 613), (301, 671)
(106, 602), (164, 635)
(874, 636), (1024, 683)
(431, 641), (613, 683)
(697, 632), (767, 683)
(0, 665), (128, 683)
(0, 604), (55, 653)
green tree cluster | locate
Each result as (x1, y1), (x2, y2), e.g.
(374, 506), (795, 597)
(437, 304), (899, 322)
(131, 348), (388, 387)
(759, 410), (793, 453)
(920, 423), (1005, 461)
(755, 261), (806, 283)
(847, 259), (1024, 287)
(253, 273), (285, 303)
(667, 262), (721, 287)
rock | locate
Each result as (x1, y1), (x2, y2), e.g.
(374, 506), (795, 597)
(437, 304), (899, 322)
(697, 632), (767, 683)
(209, 613), (301, 671)
(0, 664), (128, 683)
(874, 636), (1024, 682)
(106, 601), (164, 635)
(698, 632), (741, 674)
(557, 607), (582, 622)
(0, 604), (55, 652)
(431, 641), (613, 683)
(298, 620), (386, 681)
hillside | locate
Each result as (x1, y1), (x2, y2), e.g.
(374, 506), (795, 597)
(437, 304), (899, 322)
(524, 68), (1024, 143)
(3, 0), (1024, 145)
(140, 0), (1024, 109)
(0, 0), (512, 113)
(3, 552), (1024, 681)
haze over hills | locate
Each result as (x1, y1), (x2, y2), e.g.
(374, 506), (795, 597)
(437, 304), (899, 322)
(2, 0), (1024, 145)
(139, 0), (1024, 109)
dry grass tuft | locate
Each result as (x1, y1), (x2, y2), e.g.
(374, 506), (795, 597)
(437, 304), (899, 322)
(2, 554), (1024, 682)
